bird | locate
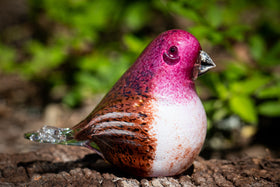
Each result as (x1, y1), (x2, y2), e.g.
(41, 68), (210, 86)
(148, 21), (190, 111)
(25, 29), (215, 177)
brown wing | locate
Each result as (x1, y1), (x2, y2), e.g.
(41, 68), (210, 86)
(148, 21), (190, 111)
(71, 91), (157, 176)
(70, 69), (158, 176)
(71, 67), (156, 142)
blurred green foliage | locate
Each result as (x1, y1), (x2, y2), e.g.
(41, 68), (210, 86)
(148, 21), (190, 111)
(0, 0), (279, 127)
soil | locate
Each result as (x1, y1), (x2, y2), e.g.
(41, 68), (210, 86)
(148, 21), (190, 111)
(0, 145), (279, 186)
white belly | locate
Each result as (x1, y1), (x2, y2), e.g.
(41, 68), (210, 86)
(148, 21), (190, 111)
(150, 95), (207, 177)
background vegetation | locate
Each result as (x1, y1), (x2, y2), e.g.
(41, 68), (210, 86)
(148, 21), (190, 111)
(0, 0), (279, 151)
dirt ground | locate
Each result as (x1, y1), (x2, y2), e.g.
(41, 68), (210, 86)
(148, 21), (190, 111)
(0, 145), (279, 186)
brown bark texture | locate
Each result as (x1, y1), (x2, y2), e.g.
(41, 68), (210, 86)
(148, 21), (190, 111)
(0, 145), (279, 187)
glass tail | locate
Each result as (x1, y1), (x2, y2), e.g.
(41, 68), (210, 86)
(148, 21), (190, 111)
(24, 125), (88, 147)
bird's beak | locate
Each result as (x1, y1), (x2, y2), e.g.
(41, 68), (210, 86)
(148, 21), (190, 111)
(198, 50), (216, 76)
(193, 50), (216, 80)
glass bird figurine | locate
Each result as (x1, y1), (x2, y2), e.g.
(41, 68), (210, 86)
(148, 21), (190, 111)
(24, 29), (215, 177)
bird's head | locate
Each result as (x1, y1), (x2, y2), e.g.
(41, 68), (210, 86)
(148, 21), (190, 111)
(132, 30), (215, 99)
(146, 29), (215, 81)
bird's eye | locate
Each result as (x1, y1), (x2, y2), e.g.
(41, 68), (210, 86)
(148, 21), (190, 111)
(163, 46), (180, 65)
(169, 46), (178, 57)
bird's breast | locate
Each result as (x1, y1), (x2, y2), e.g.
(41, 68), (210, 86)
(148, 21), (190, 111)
(148, 94), (207, 177)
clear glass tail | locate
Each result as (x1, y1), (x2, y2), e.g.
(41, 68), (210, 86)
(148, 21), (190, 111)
(24, 125), (103, 157)
(24, 125), (88, 146)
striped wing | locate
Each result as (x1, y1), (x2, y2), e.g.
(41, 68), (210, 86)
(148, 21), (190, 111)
(71, 73), (157, 176)
(73, 106), (156, 176)
(74, 111), (150, 149)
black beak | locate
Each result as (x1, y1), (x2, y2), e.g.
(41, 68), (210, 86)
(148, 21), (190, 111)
(198, 50), (216, 76)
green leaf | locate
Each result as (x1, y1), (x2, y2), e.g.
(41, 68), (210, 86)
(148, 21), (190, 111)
(188, 26), (210, 40)
(229, 95), (257, 124)
(79, 53), (111, 73)
(210, 74), (229, 100)
(213, 107), (229, 122)
(257, 82), (280, 99)
(230, 74), (270, 95)
(169, 2), (201, 23)
(224, 62), (247, 81)
(249, 35), (266, 61)
(260, 41), (280, 66)
(123, 34), (147, 54)
(124, 2), (150, 30)
(22, 41), (66, 77)
(225, 25), (249, 41)
(203, 100), (215, 113)
(206, 5), (222, 28)
(63, 88), (82, 107)
(258, 101), (280, 117)
(208, 31), (224, 44)
(0, 44), (16, 72)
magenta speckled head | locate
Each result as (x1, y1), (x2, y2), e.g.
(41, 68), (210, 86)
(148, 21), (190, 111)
(137, 30), (201, 79)
(126, 29), (202, 101)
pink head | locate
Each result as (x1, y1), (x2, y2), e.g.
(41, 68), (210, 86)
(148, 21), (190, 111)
(124, 30), (215, 101)
(145, 29), (202, 81)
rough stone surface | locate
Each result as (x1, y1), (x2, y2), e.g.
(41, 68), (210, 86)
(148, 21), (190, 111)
(0, 145), (279, 186)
